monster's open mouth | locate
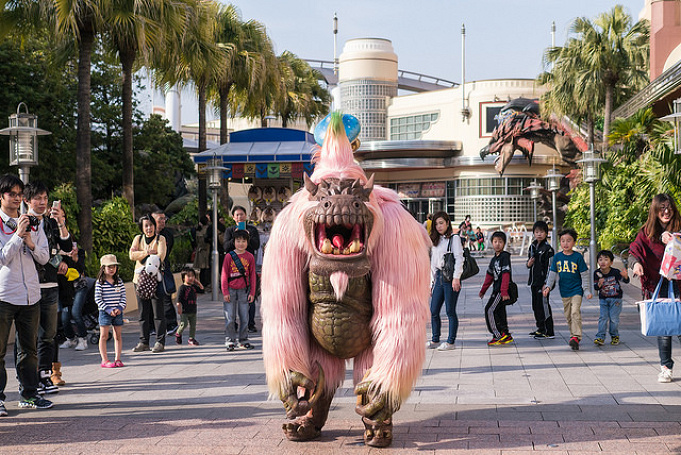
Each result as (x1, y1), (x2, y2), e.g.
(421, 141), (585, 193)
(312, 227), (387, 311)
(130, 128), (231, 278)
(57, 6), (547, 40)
(315, 222), (366, 256)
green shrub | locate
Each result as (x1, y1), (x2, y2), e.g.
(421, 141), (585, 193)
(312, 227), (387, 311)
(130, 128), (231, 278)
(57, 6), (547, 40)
(169, 232), (194, 272)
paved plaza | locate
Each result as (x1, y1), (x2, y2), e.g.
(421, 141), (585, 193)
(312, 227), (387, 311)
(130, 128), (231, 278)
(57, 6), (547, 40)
(2, 257), (681, 454)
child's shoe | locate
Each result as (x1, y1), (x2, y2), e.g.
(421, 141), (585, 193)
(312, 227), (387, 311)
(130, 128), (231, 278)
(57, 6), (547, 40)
(226, 341), (235, 351)
(188, 338), (200, 346)
(238, 342), (254, 350)
(114, 360), (125, 368)
(594, 338), (604, 346)
(498, 334), (514, 344)
(659, 366), (673, 383)
(528, 331), (543, 337)
(569, 337), (580, 350)
(175, 333), (182, 345)
(611, 336), (620, 346)
(487, 337), (501, 346)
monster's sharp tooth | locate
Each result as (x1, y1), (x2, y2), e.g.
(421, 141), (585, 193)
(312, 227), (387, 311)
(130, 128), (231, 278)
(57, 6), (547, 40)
(332, 248), (340, 255)
(350, 224), (361, 241)
(321, 239), (333, 254)
(349, 239), (361, 253)
(342, 248), (351, 255)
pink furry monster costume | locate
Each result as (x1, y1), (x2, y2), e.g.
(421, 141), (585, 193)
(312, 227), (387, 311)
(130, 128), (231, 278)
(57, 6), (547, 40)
(261, 113), (431, 447)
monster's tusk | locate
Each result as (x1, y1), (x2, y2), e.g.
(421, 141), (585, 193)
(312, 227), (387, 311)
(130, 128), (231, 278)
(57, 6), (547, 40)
(308, 362), (326, 407)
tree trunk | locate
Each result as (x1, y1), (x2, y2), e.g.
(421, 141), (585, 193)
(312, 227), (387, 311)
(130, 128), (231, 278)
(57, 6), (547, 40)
(76, 23), (95, 252)
(120, 47), (136, 213)
(198, 83), (208, 220)
(587, 114), (595, 148)
(219, 85), (231, 215)
(603, 83), (614, 151)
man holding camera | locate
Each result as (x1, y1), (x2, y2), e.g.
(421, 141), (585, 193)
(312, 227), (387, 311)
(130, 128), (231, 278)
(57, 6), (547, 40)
(0, 175), (51, 415)
(22, 182), (72, 395)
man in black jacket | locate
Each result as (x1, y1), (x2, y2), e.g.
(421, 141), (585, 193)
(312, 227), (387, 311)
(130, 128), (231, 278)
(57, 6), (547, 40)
(153, 211), (178, 334)
(223, 206), (260, 332)
(22, 182), (72, 395)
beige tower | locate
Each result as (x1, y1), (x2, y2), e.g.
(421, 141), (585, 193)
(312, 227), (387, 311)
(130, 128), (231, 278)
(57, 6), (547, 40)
(339, 38), (398, 141)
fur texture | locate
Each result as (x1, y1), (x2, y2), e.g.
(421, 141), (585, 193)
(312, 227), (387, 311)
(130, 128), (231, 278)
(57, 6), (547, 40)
(262, 113), (431, 410)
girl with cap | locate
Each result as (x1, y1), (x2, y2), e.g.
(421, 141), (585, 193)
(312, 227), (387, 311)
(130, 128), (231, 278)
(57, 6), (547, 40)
(95, 254), (127, 368)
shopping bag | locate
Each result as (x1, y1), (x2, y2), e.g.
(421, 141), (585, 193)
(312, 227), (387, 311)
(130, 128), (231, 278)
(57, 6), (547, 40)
(638, 278), (681, 336)
(660, 235), (681, 280)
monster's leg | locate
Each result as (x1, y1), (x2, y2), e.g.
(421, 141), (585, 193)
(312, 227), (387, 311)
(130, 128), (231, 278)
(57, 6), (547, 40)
(281, 353), (344, 441)
(353, 351), (395, 448)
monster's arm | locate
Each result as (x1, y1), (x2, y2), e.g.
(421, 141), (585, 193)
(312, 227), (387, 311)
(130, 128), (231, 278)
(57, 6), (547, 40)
(361, 187), (431, 411)
(261, 198), (314, 396)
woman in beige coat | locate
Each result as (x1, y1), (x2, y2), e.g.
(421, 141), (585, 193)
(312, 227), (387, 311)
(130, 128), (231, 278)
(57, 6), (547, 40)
(129, 214), (167, 353)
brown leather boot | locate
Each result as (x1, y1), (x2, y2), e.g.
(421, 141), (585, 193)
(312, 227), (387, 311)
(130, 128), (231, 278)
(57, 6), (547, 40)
(51, 362), (65, 386)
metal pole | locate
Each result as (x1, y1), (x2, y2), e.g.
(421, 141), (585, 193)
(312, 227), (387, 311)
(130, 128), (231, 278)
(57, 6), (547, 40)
(588, 181), (597, 290)
(211, 188), (220, 302)
(18, 165), (30, 184)
(551, 190), (558, 251)
(461, 24), (466, 121)
(333, 13), (338, 77)
(532, 199), (537, 221)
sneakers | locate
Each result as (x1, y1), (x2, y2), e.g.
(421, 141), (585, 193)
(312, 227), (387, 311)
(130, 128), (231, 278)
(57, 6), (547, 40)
(487, 337), (501, 346)
(74, 337), (88, 351)
(188, 338), (200, 346)
(498, 334), (514, 344)
(248, 326), (257, 333)
(533, 333), (549, 339)
(659, 366), (673, 383)
(0, 401), (6, 417)
(528, 331), (543, 337)
(611, 336), (620, 346)
(437, 342), (455, 351)
(569, 337), (580, 351)
(37, 371), (58, 395)
(226, 341), (235, 351)
(18, 396), (53, 409)
(151, 342), (165, 353)
(594, 338), (605, 346)
(59, 338), (76, 349)
(175, 333), (182, 345)
(426, 341), (439, 349)
(132, 343), (150, 352)
(238, 342), (254, 350)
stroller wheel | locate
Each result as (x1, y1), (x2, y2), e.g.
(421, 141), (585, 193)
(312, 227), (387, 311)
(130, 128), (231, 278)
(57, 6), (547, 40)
(89, 334), (99, 345)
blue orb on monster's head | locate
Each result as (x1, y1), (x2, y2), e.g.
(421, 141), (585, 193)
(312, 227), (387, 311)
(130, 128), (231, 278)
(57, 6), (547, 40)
(314, 113), (361, 146)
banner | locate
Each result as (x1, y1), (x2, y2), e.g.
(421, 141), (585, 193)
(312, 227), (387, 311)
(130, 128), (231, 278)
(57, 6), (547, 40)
(255, 164), (268, 179)
(268, 163), (280, 178)
(291, 162), (304, 178)
(232, 164), (244, 179)
(279, 163), (292, 177)
(244, 163), (256, 176)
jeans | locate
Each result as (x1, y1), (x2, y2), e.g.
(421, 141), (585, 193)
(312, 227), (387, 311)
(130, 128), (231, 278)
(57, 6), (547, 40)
(36, 287), (59, 372)
(137, 287), (166, 346)
(429, 270), (460, 344)
(596, 297), (622, 339)
(224, 288), (249, 343)
(62, 285), (88, 338)
(0, 301), (40, 401)
(658, 336), (681, 370)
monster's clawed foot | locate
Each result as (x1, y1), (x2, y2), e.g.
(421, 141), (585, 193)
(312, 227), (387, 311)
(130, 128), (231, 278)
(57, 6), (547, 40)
(362, 416), (393, 448)
(282, 417), (321, 441)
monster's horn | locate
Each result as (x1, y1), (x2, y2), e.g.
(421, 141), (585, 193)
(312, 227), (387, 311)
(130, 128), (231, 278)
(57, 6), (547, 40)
(308, 362), (326, 407)
(304, 173), (318, 196)
(362, 174), (375, 198)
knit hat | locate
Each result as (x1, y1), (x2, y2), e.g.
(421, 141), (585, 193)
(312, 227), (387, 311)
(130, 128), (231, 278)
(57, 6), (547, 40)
(100, 254), (120, 267)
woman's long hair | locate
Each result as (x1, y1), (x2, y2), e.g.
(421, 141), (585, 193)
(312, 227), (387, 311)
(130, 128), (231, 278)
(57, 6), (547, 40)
(644, 194), (681, 241)
(430, 211), (453, 247)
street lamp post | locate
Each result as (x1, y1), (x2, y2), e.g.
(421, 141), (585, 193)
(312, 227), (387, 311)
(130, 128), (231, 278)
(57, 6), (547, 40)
(577, 149), (607, 289)
(544, 167), (564, 251)
(526, 180), (543, 221)
(205, 155), (226, 302)
(0, 103), (51, 183)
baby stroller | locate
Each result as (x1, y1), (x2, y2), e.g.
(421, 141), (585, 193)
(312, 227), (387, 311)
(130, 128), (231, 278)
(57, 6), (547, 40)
(79, 277), (110, 345)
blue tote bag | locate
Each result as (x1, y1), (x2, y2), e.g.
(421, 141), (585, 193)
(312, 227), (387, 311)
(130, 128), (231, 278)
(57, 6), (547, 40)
(639, 278), (681, 336)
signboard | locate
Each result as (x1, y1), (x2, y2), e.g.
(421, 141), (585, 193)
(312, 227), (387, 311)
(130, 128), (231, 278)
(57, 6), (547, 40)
(398, 183), (421, 199)
(420, 182), (446, 198)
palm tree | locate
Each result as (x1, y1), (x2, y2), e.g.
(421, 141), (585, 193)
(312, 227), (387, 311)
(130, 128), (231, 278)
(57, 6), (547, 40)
(274, 51), (329, 128)
(102, 0), (187, 211)
(539, 5), (649, 149)
(153, 0), (224, 218)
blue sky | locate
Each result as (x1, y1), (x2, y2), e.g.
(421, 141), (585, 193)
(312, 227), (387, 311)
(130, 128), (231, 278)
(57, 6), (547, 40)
(226, 0), (646, 82)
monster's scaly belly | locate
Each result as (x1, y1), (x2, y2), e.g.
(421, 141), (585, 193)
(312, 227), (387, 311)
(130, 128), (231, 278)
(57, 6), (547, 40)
(308, 272), (372, 359)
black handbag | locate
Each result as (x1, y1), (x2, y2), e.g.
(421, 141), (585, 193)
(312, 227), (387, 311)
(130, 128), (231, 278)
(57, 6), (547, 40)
(161, 264), (177, 295)
(506, 281), (519, 305)
(460, 247), (480, 280)
(441, 237), (455, 283)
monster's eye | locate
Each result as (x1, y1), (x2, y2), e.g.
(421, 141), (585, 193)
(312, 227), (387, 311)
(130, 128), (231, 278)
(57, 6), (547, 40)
(323, 201), (331, 209)
(353, 201), (361, 209)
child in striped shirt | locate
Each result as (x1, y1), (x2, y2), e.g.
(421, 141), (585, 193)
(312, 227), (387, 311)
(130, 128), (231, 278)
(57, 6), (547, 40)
(95, 254), (127, 368)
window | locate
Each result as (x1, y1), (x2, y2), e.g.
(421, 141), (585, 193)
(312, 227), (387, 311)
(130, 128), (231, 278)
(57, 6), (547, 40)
(389, 112), (440, 140)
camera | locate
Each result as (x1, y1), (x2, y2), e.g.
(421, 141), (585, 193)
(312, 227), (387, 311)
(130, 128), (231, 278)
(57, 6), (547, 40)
(26, 216), (40, 232)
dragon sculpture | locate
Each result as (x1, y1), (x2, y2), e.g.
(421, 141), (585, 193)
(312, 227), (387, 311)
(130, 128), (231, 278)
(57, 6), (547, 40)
(480, 98), (587, 175)
(261, 113), (431, 448)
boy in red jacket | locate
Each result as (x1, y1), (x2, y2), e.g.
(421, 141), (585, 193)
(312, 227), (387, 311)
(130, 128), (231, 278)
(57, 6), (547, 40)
(221, 230), (256, 351)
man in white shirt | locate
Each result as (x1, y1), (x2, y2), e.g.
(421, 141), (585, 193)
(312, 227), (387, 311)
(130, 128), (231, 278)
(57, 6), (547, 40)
(0, 174), (51, 416)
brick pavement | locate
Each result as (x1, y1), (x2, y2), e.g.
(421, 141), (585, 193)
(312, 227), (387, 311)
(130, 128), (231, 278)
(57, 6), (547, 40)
(1, 256), (681, 454)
